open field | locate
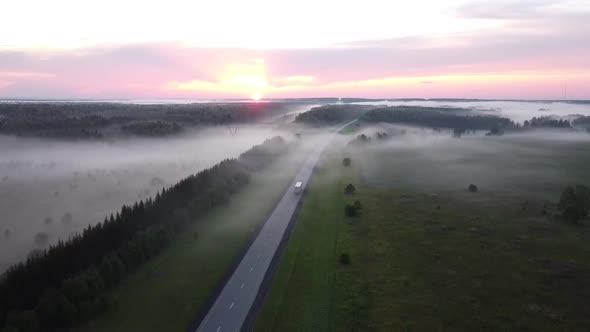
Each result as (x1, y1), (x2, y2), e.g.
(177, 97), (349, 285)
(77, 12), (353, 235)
(257, 132), (590, 331)
(85, 150), (305, 332)
(358, 129), (590, 200)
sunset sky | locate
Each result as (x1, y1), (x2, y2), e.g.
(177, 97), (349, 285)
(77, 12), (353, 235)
(1, 0), (589, 99)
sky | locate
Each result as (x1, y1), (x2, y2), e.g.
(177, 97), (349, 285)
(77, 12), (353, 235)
(1, 0), (589, 100)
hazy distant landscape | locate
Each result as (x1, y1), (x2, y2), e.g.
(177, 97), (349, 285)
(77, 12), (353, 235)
(257, 101), (590, 332)
(0, 125), (290, 272)
(2, 0), (590, 330)
(1, 98), (590, 331)
(1, 99), (589, 271)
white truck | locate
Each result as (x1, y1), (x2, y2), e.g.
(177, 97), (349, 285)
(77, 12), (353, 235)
(294, 181), (303, 194)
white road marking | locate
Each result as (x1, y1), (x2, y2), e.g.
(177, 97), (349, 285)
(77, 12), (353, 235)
(249, 267), (253, 272)
(229, 302), (234, 310)
(216, 326), (221, 332)
(240, 283), (244, 289)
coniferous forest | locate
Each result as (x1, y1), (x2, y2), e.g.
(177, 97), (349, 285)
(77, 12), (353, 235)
(0, 136), (289, 332)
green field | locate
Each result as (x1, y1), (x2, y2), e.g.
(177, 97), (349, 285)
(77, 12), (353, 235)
(257, 134), (590, 331)
(359, 133), (590, 199)
(85, 152), (304, 332)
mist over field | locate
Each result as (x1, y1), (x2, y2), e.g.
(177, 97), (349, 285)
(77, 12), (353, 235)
(353, 100), (590, 123)
(2, 99), (589, 273)
(349, 122), (590, 200)
(0, 125), (290, 272)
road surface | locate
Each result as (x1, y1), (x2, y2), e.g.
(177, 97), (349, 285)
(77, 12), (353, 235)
(195, 120), (356, 332)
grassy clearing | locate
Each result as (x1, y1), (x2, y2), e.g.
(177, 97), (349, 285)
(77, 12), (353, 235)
(256, 137), (590, 331)
(85, 153), (303, 332)
(359, 134), (590, 200)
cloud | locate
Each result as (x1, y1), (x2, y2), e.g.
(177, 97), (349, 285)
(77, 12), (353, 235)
(271, 75), (315, 87)
(0, 71), (55, 78)
(1, 7), (589, 100)
(456, 0), (559, 19)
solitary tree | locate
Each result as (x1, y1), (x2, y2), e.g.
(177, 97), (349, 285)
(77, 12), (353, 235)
(344, 184), (356, 194)
(345, 204), (358, 217)
(558, 185), (590, 223)
(354, 200), (362, 210)
(339, 253), (351, 265)
(468, 184), (478, 193)
(342, 157), (351, 167)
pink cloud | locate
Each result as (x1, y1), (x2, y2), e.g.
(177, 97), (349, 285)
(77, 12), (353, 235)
(1, 9), (589, 100)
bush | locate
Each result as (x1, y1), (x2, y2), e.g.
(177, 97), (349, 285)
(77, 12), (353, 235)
(468, 184), (478, 193)
(339, 253), (351, 265)
(342, 157), (351, 166)
(353, 200), (362, 210)
(344, 184), (356, 195)
(558, 185), (590, 223)
(345, 204), (358, 217)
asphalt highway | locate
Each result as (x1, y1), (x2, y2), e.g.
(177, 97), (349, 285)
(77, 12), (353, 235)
(196, 120), (356, 332)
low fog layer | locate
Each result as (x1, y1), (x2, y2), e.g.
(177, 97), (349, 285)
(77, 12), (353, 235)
(352, 100), (590, 123)
(353, 123), (590, 198)
(0, 125), (289, 272)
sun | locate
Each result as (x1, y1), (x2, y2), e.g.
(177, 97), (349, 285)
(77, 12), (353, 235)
(251, 92), (262, 101)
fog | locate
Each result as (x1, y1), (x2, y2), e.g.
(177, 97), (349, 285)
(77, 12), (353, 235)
(351, 123), (590, 199)
(0, 125), (291, 272)
(352, 100), (590, 123)
(2, 100), (589, 272)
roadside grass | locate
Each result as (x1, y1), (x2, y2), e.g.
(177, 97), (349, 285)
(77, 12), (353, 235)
(256, 139), (590, 331)
(85, 152), (303, 332)
(256, 149), (353, 332)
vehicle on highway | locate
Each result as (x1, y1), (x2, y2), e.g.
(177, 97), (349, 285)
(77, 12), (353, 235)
(294, 181), (303, 194)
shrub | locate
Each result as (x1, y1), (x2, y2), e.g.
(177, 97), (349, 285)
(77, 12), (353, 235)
(339, 253), (351, 265)
(468, 184), (478, 193)
(353, 200), (362, 210)
(558, 185), (590, 223)
(342, 157), (351, 166)
(344, 184), (356, 194)
(345, 204), (358, 217)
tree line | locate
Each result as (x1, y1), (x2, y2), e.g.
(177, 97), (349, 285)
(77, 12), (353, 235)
(360, 106), (515, 130)
(0, 136), (289, 332)
(523, 117), (571, 128)
(0, 102), (292, 139)
(572, 116), (590, 130)
(294, 105), (373, 124)
(121, 120), (182, 137)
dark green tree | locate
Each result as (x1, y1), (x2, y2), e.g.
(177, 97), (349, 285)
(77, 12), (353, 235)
(558, 185), (590, 223)
(339, 253), (351, 265)
(345, 204), (358, 217)
(344, 184), (356, 195)
(354, 200), (362, 210)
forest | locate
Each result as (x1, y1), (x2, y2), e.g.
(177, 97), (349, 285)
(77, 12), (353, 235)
(121, 120), (182, 137)
(360, 106), (516, 130)
(523, 116), (572, 128)
(0, 102), (292, 139)
(294, 104), (372, 124)
(573, 116), (590, 131)
(0, 136), (289, 332)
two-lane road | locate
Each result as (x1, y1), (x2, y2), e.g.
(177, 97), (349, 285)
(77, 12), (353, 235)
(196, 120), (356, 332)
